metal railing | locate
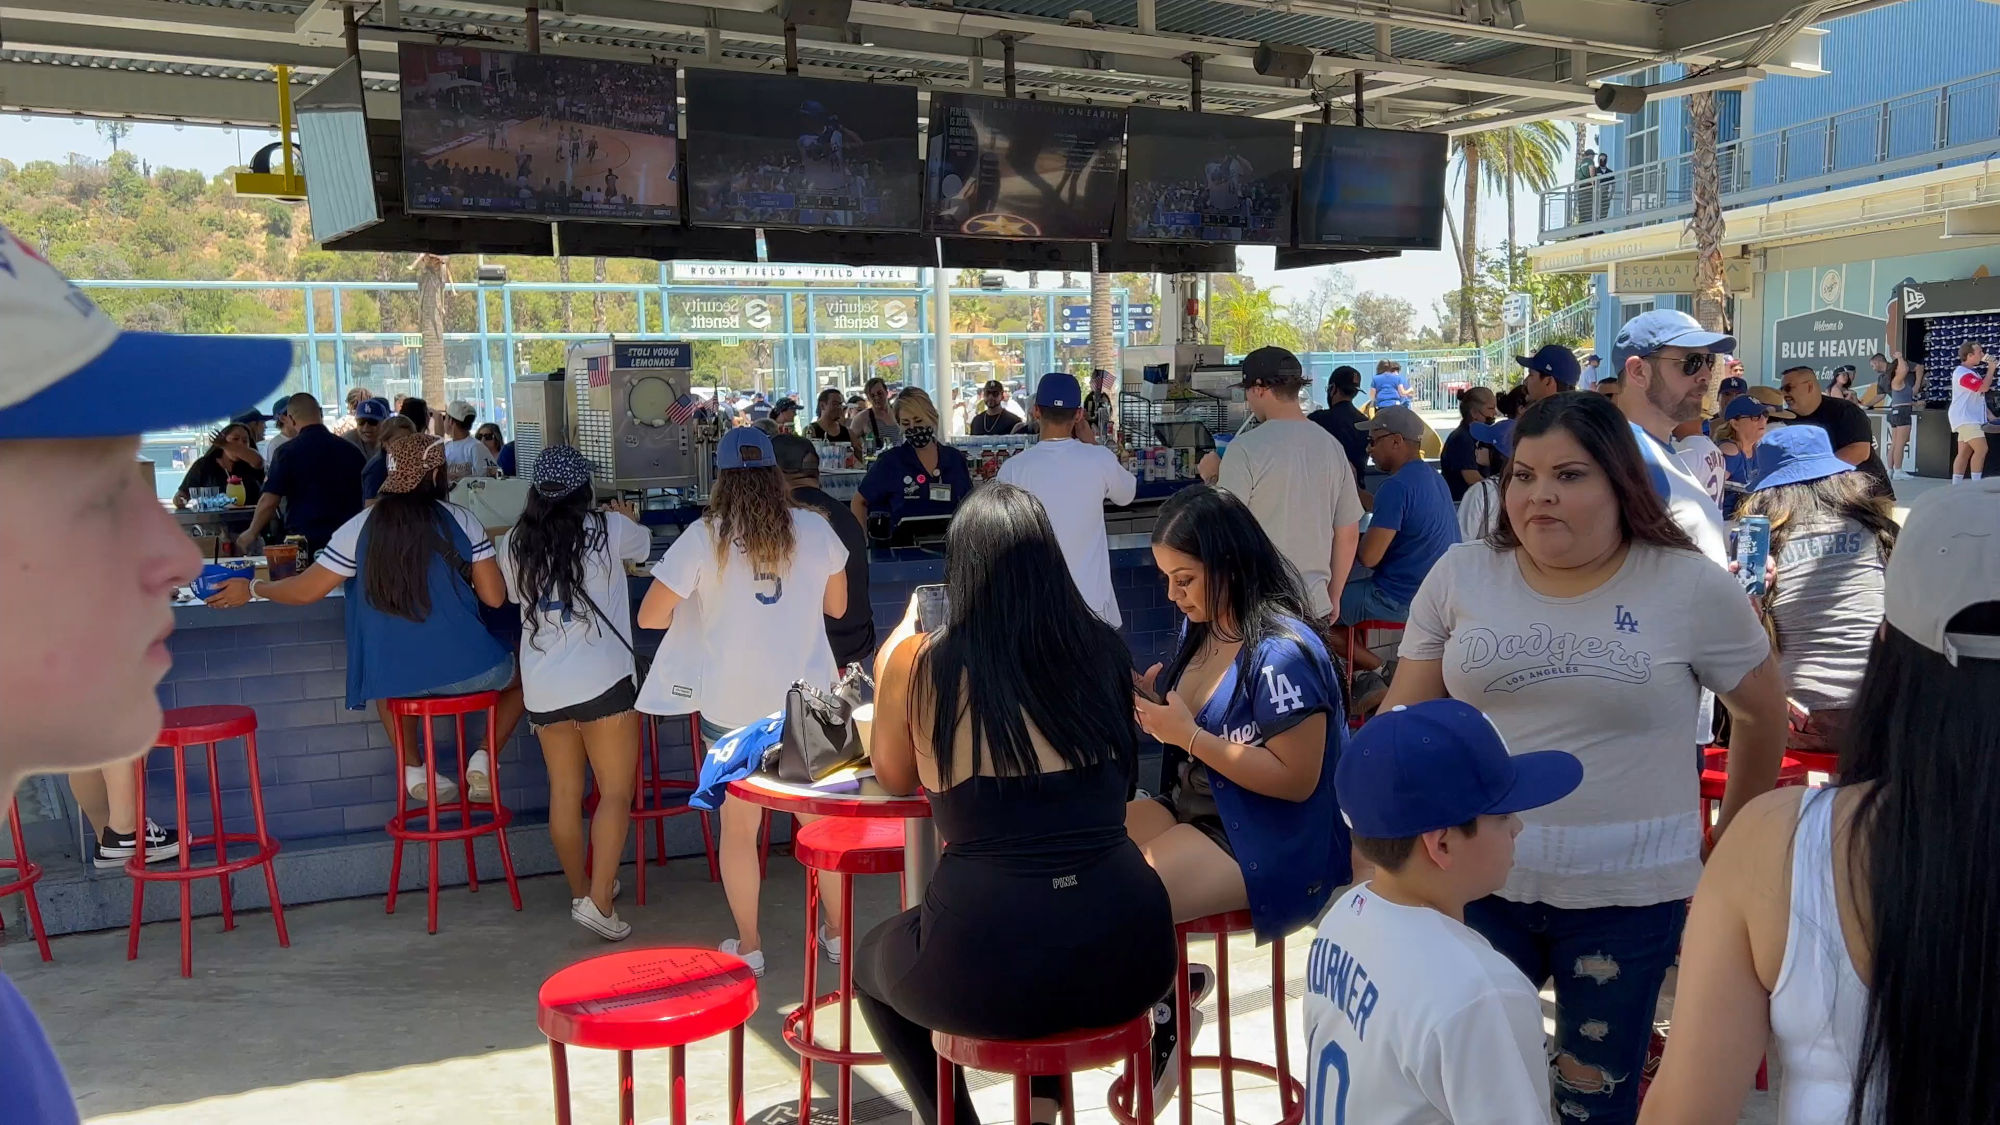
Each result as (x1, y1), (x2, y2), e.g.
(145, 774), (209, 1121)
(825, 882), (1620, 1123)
(1541, 69), (2000, 239)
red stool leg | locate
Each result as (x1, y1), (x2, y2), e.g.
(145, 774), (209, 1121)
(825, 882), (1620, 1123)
(1012, 1075), (1031, 1125)
(458, 713), (478, 893)
(633, 756), (649, 907)
(1176, 932), (1194, 1125)
(1134, 1042), (1156, 1123)
(548, 1041), (572, 1125)
(1272, 938), (1294, 1119)
(936, 1056), (956, 1125)
(386, 715), (408, 916)
(669, 1044), (687, 1125)
(1060, 1074), (1077, 1125)
(729, 1025), (746, 1125)
(799, 867), (822, 1121)
(172, 745), (193, 978)
(1215, 932), (1236, 1125)
(650, 720), (667, 868)
(490, 701), (521, 912)
(8, 806), (50, 963)
(242, 731), (289, 947)
(838, 872), (856, 1125)
(618, 1049), (635, 1125)
(126, 752), (148, 961)
(424, 715), (441, 935)
(206, 741), (235, 933)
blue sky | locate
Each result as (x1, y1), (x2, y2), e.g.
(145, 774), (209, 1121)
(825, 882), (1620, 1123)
(1, 114), (1556, 330)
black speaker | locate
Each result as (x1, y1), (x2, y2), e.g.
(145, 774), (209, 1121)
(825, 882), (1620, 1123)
(1594, 83), (1647, 114)
(779, 0), (852, 28)
(1254, 42), (1315, 81)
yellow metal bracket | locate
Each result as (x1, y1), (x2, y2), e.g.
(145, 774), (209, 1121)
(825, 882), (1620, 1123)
(233, 63), (308, 200)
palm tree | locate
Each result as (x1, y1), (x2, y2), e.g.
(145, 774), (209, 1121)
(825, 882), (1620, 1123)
(1328, 306), (1358, 351)
(1450, 122), (1568, 344)
(1689, 85), (1728, 334)
(1089, 246), (1115, 379)
(1207, 278), (1301, 357)
(414, 253), (450, 413)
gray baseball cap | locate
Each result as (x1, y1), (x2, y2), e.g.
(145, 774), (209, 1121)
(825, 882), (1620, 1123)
(1356, 404), (1426, 442)
(1885, 478), (2000, 665)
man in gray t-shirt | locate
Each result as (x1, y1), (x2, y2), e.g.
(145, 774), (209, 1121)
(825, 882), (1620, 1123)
(1205, 346), (1365, 621)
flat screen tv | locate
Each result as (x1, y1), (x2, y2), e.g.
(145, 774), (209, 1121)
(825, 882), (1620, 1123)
(399, 43), (680, 222)
(1297, 125), (1447, 250)
(296, 58), (382, 243)
(683, 70), (922, 232)
(1125, 108), (1293, 244)
(924, 93), (1124, 241)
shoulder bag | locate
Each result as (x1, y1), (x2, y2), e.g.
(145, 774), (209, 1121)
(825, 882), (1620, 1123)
(775, 665), (873, 784)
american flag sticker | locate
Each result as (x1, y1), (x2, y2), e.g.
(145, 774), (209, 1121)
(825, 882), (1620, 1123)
(666, 393), (699, 425)
(585, 354), (611, 388)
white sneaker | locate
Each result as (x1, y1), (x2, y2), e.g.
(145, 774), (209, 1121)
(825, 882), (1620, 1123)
(465, 750), (492, 803)
(719, 938), (766, 978)
(571, 879), (621, 908)
(819, 924), (843, 965)
(570, 897), (632, 941)
(404, 767), (459, 804)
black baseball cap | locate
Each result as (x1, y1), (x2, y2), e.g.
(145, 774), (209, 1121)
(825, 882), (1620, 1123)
(1235, 346), (1309, 389)
(1330, 365), (1362, 396)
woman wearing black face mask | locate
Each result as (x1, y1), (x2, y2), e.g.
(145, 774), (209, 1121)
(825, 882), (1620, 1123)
(851, 387), (974, 537)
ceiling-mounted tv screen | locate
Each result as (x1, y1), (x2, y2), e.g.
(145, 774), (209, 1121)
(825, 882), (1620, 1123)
(1297, 125), (1447, 250)
(925, 93), (1125, 241)
(1125, 108), (1293, 245)
(684, 70), (922, 232)
(296, 58), (382, 244)
(399, 43), (680, 222)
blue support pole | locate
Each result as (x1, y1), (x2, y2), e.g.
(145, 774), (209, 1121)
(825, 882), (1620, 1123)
(303, 283), (320, 398)
(502, 286), (517, 378)
(330, 287), (347, 402)
(475, 287), (494, 418)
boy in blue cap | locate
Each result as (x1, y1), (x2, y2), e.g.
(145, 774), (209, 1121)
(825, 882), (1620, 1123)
(1306, 700), (1582, 1125)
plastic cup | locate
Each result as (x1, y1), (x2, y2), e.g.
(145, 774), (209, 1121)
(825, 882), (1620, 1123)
(265, 544), (300, 581)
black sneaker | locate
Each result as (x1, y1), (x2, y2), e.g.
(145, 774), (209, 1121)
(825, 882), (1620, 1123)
(94, 820), (180, 869)
(1150, 965), (1214, 1111)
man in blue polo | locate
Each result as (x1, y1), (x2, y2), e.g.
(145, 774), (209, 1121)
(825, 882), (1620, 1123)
(0, 222), (289, 1121)
(1519, 343), (1581, 404)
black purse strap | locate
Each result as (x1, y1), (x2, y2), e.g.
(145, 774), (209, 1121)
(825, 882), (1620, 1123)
(570, 579), (638, 662)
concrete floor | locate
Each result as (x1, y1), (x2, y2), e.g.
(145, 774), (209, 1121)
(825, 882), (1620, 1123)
(2, 855), (1779, 1125)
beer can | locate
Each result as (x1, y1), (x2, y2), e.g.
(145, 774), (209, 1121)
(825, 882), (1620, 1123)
(1735, 515), (1771, 597)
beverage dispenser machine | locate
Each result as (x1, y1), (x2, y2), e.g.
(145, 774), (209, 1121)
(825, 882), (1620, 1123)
(565, 339), (713, 495)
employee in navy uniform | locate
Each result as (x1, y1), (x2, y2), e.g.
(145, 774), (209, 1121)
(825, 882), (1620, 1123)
(851, 387), (973, 539)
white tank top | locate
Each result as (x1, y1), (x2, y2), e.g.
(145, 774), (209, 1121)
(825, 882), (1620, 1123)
(1769, 787), (1872, 1124)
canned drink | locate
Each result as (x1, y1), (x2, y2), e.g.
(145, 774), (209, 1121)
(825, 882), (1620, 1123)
(1735, 515), (1771, 597)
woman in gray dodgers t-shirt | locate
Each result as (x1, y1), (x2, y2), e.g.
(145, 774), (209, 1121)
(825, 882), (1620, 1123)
(1380, 394), (1787, 1125)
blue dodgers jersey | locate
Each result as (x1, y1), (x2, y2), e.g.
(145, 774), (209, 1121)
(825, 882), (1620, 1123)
(0, 973), (77, 1124)
(1188, 619), (1352, 940)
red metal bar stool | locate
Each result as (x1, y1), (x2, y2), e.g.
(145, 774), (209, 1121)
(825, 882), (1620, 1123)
(1343, 619), (1406, 730)
(538, 947), (758, 1125)
(787, 816), (906, 1125)
(1110, 911), (1303, 1125)
(1, 798), (51, 962)
(584, 714), (721, 904)
(128, 705), (288, 978)
(1699, 747), (1809, 851)
(940, 1015), (1155, 1125)
(383, 691), (521, 934)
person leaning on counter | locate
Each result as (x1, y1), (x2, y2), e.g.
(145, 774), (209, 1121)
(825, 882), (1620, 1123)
(849, 386), (973, 535)
(235, 392), (365, 554)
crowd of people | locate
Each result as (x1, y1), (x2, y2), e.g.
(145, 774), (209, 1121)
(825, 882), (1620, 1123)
(5, 210), (2000, 1125)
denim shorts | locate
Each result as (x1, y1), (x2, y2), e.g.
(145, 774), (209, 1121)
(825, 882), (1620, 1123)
(413, 656), (516, 699)
(1337, 575), (1412, 627)
(528, 677), (637, 729)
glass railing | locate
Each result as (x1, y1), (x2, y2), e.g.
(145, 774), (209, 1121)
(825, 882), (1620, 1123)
(1541, 69), (2000, 239)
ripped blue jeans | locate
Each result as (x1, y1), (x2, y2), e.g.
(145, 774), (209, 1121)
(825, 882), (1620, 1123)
(1463, 896), (1687, 1125)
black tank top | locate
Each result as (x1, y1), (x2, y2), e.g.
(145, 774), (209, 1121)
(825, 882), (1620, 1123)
(927, 761), (1130, 872)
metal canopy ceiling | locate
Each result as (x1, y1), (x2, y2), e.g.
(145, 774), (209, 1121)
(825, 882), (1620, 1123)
(0, 0), (1851, 136)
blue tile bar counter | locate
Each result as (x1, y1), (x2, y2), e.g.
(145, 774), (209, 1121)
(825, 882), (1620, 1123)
(12, 512), (1180, 936)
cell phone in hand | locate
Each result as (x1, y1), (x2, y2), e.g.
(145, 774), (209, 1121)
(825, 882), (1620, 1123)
(915, 584), (950, 633)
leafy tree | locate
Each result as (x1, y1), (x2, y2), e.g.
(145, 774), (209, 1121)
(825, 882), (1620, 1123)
(1449, 122), (1568, 343)
(96, 121), (133, 154)
(1208, 275), (1300, 356)
(1351, 291), (1417, 350)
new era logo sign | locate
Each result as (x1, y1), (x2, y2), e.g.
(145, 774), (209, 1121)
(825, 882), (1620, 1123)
(1903, 286), (1926, 312)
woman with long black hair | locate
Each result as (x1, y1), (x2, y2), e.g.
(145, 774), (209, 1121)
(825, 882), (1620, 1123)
(172, 422), (265, 509)
(1130, 484), (1349, 1100)
(1382, 393), (1787, 1125)
(1640, 481), (2000, 1124)
(857, 483), (1175, 1125)
(499, 445), (649, 940)
(205, 433), (522, 804)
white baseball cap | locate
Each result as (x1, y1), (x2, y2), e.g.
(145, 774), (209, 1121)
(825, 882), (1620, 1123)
(445, 398), (477, 424)
(1885, 478), (2000, 665)
(0, 223), (290, 440)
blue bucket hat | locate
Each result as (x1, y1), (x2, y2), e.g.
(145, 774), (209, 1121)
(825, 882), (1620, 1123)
(1611, 309), (1738, 373)
(1750, 425), (1853, 492)
(1337, 699), (1583, 839)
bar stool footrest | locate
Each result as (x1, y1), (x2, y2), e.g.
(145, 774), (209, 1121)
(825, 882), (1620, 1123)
(125, 835), (280, 882)
(783, 992), (888, 1067)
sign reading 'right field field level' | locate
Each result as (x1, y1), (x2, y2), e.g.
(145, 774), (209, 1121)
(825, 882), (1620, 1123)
(1771, 310), (1890, 382)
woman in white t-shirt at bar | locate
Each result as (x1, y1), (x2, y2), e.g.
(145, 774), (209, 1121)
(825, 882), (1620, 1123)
(1382, 392), (1788, 1125)
(499, 445), (651, 941)
(637, 427), (851, 977)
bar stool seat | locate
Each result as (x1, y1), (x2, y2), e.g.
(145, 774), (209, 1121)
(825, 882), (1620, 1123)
(937, 1015), (1156, 1125)
(382, 691), (521, 934)
(538, 947), (758, 1125)
(1699, 747), (1809, 851)
(788, 816), (906, 1125)
(1, 798), (51, 962)
(129, 705), (288, 978)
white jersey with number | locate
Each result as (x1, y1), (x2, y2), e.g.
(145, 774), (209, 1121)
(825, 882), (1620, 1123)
(1304, 884), (1553, 1125)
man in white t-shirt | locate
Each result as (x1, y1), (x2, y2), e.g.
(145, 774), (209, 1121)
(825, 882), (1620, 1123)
(997, 372), (1137, 626)
(1310, 699), (1581, 1125)
(1612, 309), (1733, 565)
(1948, 340), (1992, 481)
(441, 398), (501, 482)
(1207, 346), (1365, 621)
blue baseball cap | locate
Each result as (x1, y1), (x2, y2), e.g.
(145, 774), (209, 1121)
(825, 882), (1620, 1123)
(717, 426), (775, 471)
(1035, 371), (1082, 409)
(1610, 309), (1737, 373)
(1750, 425), (1852, 492)
(353, 397), (392, 422)
(1468, 418), (1516, 458)
(1718, 375), (1750, 395)
(1516, 344), (1581, 388)
(1721, 394), (1791, 422)
(0, 223), (290, 439)
(1337, 699), (1583, 839)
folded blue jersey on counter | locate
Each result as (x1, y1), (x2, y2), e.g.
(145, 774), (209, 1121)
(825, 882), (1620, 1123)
(690, 714), (784, 811)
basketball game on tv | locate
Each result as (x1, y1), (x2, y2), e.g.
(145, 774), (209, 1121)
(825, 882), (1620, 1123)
(683, 70), (922, 232)
(399, 44), (681, 222)
(1124, 108), (1293, 244)
(1297, 124), (1447, 250)
(924, 93), (1125, 241)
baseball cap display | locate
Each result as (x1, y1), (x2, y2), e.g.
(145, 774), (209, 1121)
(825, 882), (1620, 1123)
(1517, 343), (1581, 388)
(0, 223), (290, 440)
(1357, 404), (1426, 442)
(1234, 346), (1309, 389)
(353, 397), (393, 422)
(445, 398), (477, 425)
(717, 426), (775, 470)
(1722, 394), (1791, 422)
(1884, 479), (2000, 666)
(1337, 699), (1583, 839)
(1750, 426), (1853, 492)
(1610, 309), (1738, 372)
(1035, 372), (1082, 409)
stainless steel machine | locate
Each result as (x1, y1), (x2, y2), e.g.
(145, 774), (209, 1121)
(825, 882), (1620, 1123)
(565, 339), (718, 497)
(507, 370), (569, 476)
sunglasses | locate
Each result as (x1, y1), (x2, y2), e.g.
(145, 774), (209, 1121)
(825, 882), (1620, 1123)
(1655, 353), (1719, 377)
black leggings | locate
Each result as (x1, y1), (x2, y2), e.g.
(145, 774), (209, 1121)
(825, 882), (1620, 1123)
(853, 849), (1175, 1125)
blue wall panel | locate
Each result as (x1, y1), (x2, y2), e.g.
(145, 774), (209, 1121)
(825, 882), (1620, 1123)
(1751, 0), (2000, 133)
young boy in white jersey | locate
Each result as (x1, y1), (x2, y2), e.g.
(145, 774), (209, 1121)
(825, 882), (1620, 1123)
(1307, 699), (1583, 1125)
